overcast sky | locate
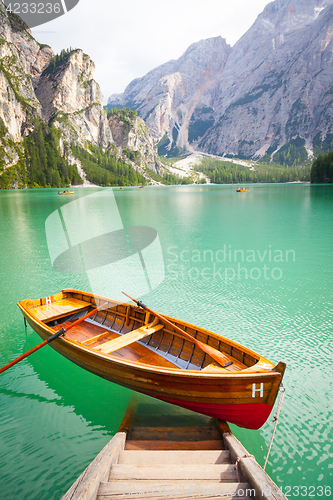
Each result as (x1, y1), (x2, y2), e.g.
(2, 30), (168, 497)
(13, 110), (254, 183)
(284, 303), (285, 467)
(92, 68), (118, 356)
(31, 0), (269, 103)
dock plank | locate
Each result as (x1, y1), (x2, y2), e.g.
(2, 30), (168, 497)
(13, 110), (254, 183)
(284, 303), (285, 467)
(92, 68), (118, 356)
(118, 450), (230, 465)
(124, 439), (224, 450)
(109, 464), (237, 481)
(62, 398), (287, 500)
(127, 426), (222, 441)
(97, 481), (254, 499)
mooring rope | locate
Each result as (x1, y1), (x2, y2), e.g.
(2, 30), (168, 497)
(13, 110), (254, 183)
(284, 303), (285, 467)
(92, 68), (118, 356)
(263, 384), (285, 471)
(235, 454), (255, 482)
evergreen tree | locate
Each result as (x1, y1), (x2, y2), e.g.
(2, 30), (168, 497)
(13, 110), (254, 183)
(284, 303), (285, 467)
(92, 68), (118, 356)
(311, 152), (333, 183)
(23, 122), (83, 188)
(71, 144), (146, 186)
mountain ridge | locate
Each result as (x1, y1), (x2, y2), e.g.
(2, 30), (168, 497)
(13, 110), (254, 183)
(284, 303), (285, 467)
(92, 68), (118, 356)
(0, 4), (161, 188)
(108, 36), (231, 155)
(108, 0), (333, 163)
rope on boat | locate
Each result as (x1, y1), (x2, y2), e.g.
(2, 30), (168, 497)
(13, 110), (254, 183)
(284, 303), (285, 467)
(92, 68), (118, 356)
(235, 454), (255, 482)
(263, 384), (285, 471)
(235, 385), (285, 480)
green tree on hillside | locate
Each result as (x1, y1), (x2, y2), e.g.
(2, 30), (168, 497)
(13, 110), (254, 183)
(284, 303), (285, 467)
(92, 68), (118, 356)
(196, 157), (310, 184)
(311, 151), (333, 183)
(24, 121), (83, 188)
(72, 144), (146, 186)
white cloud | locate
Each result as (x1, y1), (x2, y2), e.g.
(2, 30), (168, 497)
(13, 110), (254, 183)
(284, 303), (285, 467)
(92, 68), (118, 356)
(31, 0), (269, 102)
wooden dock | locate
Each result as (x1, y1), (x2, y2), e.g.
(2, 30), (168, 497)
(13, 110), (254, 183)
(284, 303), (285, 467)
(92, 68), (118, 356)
(62, 397), (286, 500)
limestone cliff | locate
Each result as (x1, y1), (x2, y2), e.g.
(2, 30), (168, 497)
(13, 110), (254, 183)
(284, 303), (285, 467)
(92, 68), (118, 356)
(0, 5), (161, 187)
(108, 37), (231, 156)
(201, 0), (333, 159)
(108, 109), (162, 175)
(0, 4), (43, 173)
(35, 49), (112, 149)
(109, 0), (333, 161)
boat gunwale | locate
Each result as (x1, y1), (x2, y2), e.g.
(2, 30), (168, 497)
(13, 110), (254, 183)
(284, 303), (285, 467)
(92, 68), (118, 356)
(17, 292), (283, 381)
(61, 289), (274, 367)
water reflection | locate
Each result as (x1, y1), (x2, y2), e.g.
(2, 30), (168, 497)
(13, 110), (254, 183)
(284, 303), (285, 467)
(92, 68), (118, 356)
(1, 185), (332, 500)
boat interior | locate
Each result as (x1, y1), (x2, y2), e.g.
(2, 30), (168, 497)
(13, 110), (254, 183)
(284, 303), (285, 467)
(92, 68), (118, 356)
(22, 290), (260, 373)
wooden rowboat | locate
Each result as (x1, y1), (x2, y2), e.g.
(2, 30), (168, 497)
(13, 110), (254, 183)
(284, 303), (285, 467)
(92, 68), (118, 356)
(236, 188), (247, 192)
(17, 289), (286, 430)
(58, 190), (74, 195)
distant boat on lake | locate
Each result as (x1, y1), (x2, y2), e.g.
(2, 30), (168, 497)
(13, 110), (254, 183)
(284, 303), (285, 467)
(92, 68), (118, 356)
(236, 187), (247, 192)
(58, 190), (74, 195)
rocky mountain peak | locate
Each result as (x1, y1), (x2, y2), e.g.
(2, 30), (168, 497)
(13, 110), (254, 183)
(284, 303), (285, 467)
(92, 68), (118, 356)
(108, 108), (162, 175)
(260, 0), (331, 27)
(0, 5), (161, 187)
(0, 5), (43, 166)
(109, 36), (231, 154)
(109, 0), (333, 161)
(35, 49), (100, 121)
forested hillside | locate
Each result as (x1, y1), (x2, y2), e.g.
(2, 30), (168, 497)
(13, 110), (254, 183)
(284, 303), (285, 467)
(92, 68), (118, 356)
(196, 157), (311, 184)
(0, 121), (83, 189)
(0, 5), (164, 189)
(311, 152), (333, 183)
(72, 145), (146, 186)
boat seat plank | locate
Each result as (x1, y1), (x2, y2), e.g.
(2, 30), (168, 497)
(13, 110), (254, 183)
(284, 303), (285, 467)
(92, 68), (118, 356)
(95, 323), (164, 354)
(29, 298), (89, 322)
(202, 362), (243, 373)
(62, 321), (178, 369)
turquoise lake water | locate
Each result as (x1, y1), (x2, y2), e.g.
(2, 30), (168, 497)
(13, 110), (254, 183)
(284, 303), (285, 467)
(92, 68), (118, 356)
(0, 183), (332, 499)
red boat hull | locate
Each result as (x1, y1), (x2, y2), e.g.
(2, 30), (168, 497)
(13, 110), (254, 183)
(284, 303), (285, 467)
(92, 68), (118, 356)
(155, 395), (272, 430)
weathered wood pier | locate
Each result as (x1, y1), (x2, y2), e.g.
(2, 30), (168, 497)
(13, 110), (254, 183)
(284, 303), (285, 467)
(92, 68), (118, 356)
(62, 397), (286, 500)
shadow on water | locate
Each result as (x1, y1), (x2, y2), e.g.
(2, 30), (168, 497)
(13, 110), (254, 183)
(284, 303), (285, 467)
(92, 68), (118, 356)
(21, 330), (273, 469)
(12, 331), (272, 462)
(17, 333), (133, 433)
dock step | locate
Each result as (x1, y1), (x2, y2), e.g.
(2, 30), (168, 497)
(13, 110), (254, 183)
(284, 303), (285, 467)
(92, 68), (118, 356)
(109, 463), (238, 481)
(125, 424), (224, 450)
(97, 481), (254, 499)
(62, 398), (287, 500)
(118, 450), (230, 465)
(127, 425), (222, 441)
(125, 439), (224, 450)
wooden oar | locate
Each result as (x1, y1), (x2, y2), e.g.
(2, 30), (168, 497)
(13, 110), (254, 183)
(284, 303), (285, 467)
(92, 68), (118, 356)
(0, 301), (108, 375)
(122, 292), (233, 368)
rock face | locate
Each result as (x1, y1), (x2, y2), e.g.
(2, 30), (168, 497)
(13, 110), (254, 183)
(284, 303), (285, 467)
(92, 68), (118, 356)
(109, 36), (231, 155)
(0, 5), (43, 168)
(108, 110), (162, 174)
(35, 49), (112, 149)
(109, 0), (333, 160)
(0, 6), (160, 186)
(202, 0), (333, 159)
